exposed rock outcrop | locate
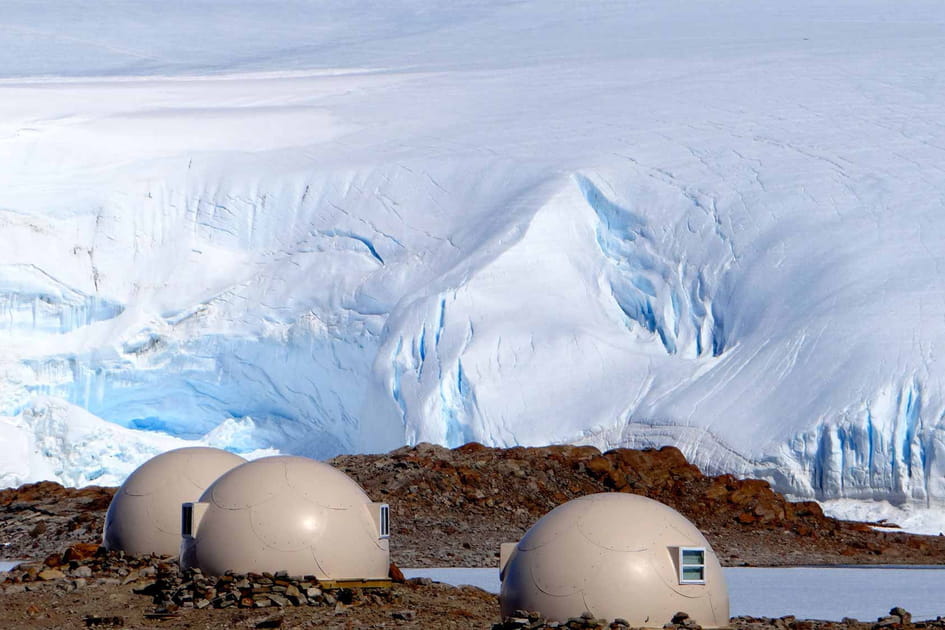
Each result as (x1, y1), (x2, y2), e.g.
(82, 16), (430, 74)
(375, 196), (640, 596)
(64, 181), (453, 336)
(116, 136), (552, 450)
(2, 443), (945, 567)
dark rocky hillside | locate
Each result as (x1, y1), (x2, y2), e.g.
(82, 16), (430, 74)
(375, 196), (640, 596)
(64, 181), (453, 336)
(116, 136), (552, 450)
(332, 443), (945, 567)
(3, 443), (944, 567)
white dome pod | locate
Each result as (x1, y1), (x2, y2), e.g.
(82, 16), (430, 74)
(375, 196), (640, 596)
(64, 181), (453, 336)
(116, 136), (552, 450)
(180, 455), (390, 579)
(103, 447), (246, 557)
(499, 493), (729, 627)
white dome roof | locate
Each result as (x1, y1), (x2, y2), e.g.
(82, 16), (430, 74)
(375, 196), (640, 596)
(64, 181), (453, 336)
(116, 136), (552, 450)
(181, 455), (389, 579)
(103, 447), (246, 556)
(500, 493), (729, 627)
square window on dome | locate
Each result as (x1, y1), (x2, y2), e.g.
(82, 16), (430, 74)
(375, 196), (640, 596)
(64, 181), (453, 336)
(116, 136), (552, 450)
(678, 547), (706, 584)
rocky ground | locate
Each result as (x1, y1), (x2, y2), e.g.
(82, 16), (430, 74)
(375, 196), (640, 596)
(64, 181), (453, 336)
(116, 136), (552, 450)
(0, 481), (114, 563)
(4, 443), (945, 566)
(332, 443), (945, 567)
(0, 544), (940, 630)
(0, 547), (497, 629)
(3, 443), (945, 628)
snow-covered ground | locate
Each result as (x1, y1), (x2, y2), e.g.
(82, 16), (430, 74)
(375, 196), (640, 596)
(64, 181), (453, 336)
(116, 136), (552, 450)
(3, 1), (945, 528)
(403, 567), (945, 621)
(821, 499), (945, 537)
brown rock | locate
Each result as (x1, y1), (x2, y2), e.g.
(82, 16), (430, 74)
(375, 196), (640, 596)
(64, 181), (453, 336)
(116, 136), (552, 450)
(729, 480), (772, 506)
(37, 568), (65, 580)
(752, 500), (786, 523)
(43, 553), (62, 567)
(392, 609), (416, 621)
(671, 612), (691, 624)
(64, 543), (102, 562)
(792, 501), (824, 518)
(890, 607), (912, 624)
(585, 456), (614, 478)
(705, 479), (732, 501)
(455, 442), (488, 453)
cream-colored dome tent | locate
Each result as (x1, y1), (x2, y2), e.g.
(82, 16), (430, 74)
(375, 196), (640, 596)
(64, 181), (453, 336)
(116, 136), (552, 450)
(103, 447), (247, 557)
(180, 455), (390, 580)
(499, 493), (729, 627)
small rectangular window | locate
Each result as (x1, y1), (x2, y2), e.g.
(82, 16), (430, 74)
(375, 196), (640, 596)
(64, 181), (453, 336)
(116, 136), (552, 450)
(181, 503), (194, 537)
(679, 547), (706, 584)
(379, 504), (390, 538)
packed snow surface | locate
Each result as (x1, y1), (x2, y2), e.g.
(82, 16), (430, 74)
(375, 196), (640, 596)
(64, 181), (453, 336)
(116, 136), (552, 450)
(3, 1), (945, 525)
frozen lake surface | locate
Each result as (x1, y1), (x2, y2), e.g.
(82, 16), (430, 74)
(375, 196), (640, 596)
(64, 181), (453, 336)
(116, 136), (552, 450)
(3, 561), (943, 619)
(404, 566), (945, 621)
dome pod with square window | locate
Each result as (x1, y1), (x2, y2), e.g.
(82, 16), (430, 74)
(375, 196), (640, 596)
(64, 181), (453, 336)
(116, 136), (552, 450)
(103, 447), (247, 557)
(179, 455), (390, 579)
(499, 493), (728, 627)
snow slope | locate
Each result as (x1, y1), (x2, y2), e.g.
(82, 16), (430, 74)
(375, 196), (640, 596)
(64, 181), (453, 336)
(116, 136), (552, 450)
(3, 1), (945, 527)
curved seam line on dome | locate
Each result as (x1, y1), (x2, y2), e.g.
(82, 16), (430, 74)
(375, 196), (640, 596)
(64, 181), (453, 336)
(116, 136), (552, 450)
(212, 490), (281, 510)
(576, 524), (648, 552)
(530, 563), (582, 598)
(666, 520), (702, 542)
(645, 549), (705, 598)
(289, 462), (355, 510)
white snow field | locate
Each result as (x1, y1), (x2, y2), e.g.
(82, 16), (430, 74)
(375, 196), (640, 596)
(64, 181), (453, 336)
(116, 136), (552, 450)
(2, 1), (945, 527)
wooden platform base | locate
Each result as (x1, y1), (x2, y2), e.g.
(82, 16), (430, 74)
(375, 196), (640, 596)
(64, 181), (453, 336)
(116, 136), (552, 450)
(319, 578), (392, 589)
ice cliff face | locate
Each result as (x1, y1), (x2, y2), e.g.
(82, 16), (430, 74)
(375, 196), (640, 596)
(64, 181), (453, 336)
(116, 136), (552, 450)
(2, 1), (945, 526)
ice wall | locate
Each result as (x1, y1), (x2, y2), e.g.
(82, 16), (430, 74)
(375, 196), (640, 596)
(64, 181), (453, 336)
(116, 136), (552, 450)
(3, 1), (945, 520)
(0, 265), (122, 335)
(4, 153), (945, 511)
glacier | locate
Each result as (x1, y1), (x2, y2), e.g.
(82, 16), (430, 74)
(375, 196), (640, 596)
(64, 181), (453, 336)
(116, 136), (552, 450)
(2, 0), (945, 531)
